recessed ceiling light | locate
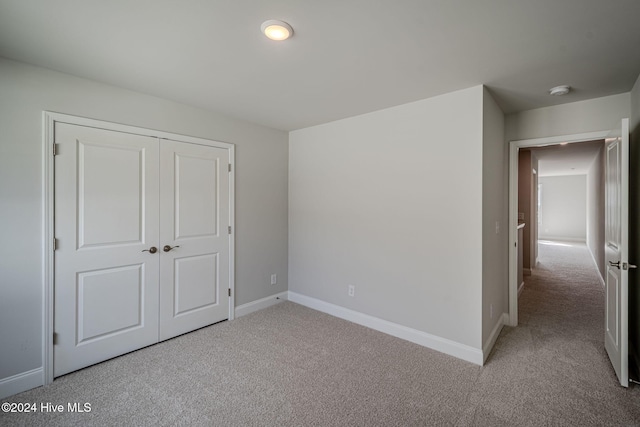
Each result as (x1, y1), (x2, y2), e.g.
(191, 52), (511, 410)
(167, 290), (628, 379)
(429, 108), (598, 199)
(549, 85), (571, 96)
(261, 20), (293, 41)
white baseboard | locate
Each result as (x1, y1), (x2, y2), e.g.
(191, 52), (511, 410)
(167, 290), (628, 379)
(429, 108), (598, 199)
(235, 292), (288, 318)
(287, 291), (483, 366)
(482, 313), (508, 363)
(0, 368), (43, 400)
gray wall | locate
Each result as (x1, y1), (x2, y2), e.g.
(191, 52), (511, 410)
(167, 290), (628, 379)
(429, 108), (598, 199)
(481, 87), (508, 347)
(0, 59), (289, 385)
(505, 93), (630, 142)
(586, 146), (605, 279)
(289, 86), (485, 349)
(538, 175), (587, 242)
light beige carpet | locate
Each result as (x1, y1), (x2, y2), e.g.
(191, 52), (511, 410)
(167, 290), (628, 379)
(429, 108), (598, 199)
(1, 241), (639, 426)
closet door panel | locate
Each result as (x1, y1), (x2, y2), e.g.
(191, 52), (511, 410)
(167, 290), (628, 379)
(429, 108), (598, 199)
(54, 123), (160, 377)
(159, 139), (230, 341)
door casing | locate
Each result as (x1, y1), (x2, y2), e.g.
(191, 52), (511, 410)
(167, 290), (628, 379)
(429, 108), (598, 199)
(43, 111), (235, 384)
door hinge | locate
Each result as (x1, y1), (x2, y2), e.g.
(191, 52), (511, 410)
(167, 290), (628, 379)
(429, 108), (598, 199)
(53, 332), (58, 345)
(53, 143), (59, 156)
(53, 238), (58, 251)
(228, 226), (232, 234)
(228, 163), (232, 172)
(228, 288), (231, 297)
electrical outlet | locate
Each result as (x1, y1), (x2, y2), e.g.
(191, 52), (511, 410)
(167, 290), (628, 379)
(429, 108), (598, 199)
(270, 274), (277, 285)
(348, 285), (355, 297)
(490, 303), (494, 319)
(495, 221), (500, 234)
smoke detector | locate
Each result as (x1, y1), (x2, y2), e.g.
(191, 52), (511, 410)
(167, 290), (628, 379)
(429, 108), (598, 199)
(549, 85), (571, 96)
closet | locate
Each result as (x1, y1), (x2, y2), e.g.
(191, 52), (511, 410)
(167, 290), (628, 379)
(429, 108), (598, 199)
(53, 121), (232, 377)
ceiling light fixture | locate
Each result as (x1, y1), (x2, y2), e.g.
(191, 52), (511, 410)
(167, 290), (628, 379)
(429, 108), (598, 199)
(549, 85), (571, 96)
(261, 20), (293, 41)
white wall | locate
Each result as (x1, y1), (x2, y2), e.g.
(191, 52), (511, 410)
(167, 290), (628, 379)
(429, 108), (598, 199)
(539, 175), (587, 241)
(481, 87), (507, 347)
(289, 86), (484, 350)
(0, 58), (289, 395)
(586, 147), (605, 279)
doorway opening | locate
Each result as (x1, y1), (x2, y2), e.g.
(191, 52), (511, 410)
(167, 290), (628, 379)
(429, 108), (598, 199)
(521, 140), (606, 282)
(508, 120), (632, 387)
(508, 130), (610, 326)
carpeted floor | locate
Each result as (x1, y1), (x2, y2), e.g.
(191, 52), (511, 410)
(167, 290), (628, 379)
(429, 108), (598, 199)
(2, 241), (639, 426)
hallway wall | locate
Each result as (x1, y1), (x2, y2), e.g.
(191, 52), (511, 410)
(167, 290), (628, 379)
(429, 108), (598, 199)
(539, 175), (587, 242)
(586, 146), (605, 279)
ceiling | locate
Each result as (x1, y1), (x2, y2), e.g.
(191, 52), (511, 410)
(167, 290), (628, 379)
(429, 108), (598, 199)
(1, 1), (639, 131)
(528, 140), (603, 177)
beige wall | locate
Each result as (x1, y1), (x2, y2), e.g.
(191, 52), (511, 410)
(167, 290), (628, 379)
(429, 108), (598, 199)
(0, 59), (289, 387)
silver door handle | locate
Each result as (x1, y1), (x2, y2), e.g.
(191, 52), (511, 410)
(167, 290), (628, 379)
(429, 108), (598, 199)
(609, 261), (620, 269)
(163, 245), (180, 252)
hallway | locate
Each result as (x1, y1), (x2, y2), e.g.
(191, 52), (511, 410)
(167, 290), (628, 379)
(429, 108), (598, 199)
(519, 240), (604, 341)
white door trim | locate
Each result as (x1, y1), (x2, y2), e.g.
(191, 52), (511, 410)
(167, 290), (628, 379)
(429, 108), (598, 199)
(43, 111), (235, 384)
(508, 130), (609, 326)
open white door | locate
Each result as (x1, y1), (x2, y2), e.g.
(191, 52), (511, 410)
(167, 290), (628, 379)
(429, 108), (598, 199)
(604, 118), (630, 387)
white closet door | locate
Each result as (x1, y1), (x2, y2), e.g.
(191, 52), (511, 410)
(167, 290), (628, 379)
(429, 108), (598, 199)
(158, 139), (231, 341)
(54, 123), (160, 377)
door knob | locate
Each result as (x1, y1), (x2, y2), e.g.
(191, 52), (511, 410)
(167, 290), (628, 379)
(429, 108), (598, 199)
(163, 245), (180, 252)
(623, 262), (637, 270)
(609, 260), (620, 269)
(142, 246), (158, 254)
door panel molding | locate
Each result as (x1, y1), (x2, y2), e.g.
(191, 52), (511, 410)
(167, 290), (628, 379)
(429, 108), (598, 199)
(158, 138), (230, 341)
(43, 111), (235, 384)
